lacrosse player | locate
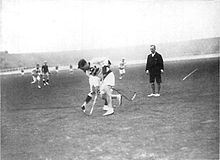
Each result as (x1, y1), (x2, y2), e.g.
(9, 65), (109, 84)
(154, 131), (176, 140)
(55, 65), (59, 73)
(119, 58), (126, 79)
(78, 57), (122, 116)
(21, 68), (24, 76)
(41, 61), (50, 86)
(69, 64), (73, 72)
(31, 64), (41, 88)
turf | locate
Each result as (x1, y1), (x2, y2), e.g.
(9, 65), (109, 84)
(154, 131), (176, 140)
(1, 58), (219, 160)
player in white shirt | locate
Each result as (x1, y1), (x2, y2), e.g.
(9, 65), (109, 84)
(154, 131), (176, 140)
(31, 64), (41, 88)
(119, 58), (126, 79)
(78, 57), (122, 116)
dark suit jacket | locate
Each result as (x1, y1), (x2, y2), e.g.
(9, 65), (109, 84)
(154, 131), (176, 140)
(145, 52), (164, 75)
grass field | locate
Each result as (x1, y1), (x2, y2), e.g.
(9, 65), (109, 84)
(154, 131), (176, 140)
(1, 58), (219, 160)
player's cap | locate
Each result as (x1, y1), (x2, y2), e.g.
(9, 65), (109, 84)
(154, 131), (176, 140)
(78, 59), (87, 69)
(44, 60), (47, 63)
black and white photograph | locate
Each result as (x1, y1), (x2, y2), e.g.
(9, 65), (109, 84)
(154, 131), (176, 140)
(1, 0), (219, 159)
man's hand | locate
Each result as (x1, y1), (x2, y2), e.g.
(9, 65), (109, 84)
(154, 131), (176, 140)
(146, 70), (149, 74)
(161, 69), (164, 73)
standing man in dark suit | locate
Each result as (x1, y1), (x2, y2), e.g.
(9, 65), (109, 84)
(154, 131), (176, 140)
(145, 45), (164, 97)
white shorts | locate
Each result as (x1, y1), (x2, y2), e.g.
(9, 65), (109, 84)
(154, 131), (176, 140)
(119, 69), (125, 74)
(100, 72), (115, 94)
(32, 75), (41, 81)
(89, 75), (101, 92)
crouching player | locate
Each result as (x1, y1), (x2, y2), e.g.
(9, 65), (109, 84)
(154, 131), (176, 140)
(31, 64), (41, 88)
(42, 61), (50, 86)
(78, 57), (122, 116)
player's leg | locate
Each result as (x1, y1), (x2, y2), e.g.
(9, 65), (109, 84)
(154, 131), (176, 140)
(155, 74), (162, 97)
(111, 92), (122, 107)
(31, 76), (37, 84)
(119, 69), (122, 79)
(42, 73), (46, 85)
(81, 76), (100, 112)
(148, 74), (156, 97)
(46, 72), (49, 85)
(81, 91), (94, 112)
(122, 69), (125, 78)
(101, 93), (109, 111)
(37, 75), (41, 88)
(100, 85), (114, 116)
(103, 71), (122, 106)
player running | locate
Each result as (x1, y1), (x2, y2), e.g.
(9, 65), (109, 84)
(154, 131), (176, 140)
(41, 61), (50, 86)
(119, 58), (126, 79)
(78, 57), (122, 116)
(31, 64), (41, 88)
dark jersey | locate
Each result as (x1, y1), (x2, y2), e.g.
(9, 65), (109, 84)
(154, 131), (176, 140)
(42, 65), (49, 73)
(145, 52), (164, 75)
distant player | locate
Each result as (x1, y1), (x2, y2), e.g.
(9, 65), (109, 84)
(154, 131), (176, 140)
(55, 65), (59, 73)
(21, 68), (24, 76)
(119, 58), (126, 79)
(42, 61), (50, 86)
(69, 64), (73, 72)
(31, 64), (41, 88)
(78, 57), (122, 116)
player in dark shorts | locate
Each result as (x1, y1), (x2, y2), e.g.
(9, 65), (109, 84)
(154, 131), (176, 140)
(145, 45), (164, 97)
(42, 61), (50, 86)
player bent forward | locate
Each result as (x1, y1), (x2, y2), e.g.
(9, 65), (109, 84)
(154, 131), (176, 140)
(78, 57), (122, 116)
(31, 64), (41, 88)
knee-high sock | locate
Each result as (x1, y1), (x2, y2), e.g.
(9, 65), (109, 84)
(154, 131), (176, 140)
(151, 83), (155, 94)
(106, 94), (112, 108)
(157, 83), (161, 94)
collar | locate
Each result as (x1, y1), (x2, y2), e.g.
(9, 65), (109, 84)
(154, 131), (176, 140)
(152, 52), (156, 57)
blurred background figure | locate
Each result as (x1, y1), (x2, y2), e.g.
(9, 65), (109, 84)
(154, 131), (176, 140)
(31, 64), (41, 88)
(70, 64), (73, 72)
(20, 68), (24, 76)
(55, 65), (59, 73)
(119, 58), (126, 80)
(42, 61), (50, 86)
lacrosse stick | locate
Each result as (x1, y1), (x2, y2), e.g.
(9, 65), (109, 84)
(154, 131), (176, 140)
(112, 88), (136, 101)
(89, 93), (98, 115)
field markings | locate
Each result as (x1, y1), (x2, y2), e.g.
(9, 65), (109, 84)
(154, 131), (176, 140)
(129, 115), (144, 120)
(117, 127), (132, 131)
(182, 68), (198, 81)
(201, 119), (216, 124)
